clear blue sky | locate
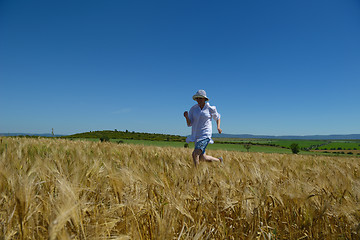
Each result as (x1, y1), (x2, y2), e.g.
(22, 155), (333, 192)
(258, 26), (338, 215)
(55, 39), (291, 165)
(1, 0), (360, 136)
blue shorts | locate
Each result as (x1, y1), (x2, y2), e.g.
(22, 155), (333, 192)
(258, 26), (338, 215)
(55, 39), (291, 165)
(195, 138), (210, 154)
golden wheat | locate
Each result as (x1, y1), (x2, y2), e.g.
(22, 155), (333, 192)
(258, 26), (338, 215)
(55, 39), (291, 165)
(0, 137), (359, 239)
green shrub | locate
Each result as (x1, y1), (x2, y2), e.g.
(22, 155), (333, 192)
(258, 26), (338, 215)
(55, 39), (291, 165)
(243, 143), (252, 152)
(100, 136), (110, 142)
(290, 143), (300, 154)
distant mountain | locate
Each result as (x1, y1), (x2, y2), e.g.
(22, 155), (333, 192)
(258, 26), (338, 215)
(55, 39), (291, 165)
(0, 133), (65, 137)
(213, 133), (360, 140)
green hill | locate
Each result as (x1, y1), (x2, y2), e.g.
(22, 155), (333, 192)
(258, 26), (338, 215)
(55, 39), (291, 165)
(63, 130), (186, 142)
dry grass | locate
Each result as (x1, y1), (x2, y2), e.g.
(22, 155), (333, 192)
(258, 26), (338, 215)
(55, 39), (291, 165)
(0, 137), (360, 239)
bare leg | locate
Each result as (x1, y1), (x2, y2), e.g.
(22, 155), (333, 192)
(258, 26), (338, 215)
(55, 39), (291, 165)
(200, 154), (221, 162)
(192, 149), (202, 167)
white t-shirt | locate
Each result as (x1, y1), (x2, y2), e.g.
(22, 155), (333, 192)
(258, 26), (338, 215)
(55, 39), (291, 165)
(186, 102), (221, 144)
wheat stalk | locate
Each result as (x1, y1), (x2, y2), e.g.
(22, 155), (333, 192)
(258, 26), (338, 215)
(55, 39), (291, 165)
(0, 137), (359, 239)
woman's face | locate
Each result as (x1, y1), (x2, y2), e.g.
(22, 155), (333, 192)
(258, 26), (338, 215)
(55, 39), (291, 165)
(196, 97), (206, 106)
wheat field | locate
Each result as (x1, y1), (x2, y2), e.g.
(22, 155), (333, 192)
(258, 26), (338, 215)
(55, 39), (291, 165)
(0, 137), (359, 239)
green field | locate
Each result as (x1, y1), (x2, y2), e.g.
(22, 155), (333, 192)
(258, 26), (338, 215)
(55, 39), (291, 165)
(64, 137), (360, 156)
(316, 141), (360, 150)
(69, 138), (297, 154)
(208, 143), (292, 153)
(63, 130), (360, 156)
(214, 138), (330, 149)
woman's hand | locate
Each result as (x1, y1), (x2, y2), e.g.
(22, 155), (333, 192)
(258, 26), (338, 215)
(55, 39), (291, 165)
(217, 127), (222, 134)
(184, 111), (191, 126)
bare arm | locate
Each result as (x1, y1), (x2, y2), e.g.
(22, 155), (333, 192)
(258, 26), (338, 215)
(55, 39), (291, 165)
(216, 118), (222, 134)
(184, 111), (191, 126)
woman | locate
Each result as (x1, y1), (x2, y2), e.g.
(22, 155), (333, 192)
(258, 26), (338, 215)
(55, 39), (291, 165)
(184, 89), (223, 166)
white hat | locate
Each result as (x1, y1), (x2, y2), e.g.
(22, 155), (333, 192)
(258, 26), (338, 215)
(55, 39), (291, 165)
(192, 89), (209, 101)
